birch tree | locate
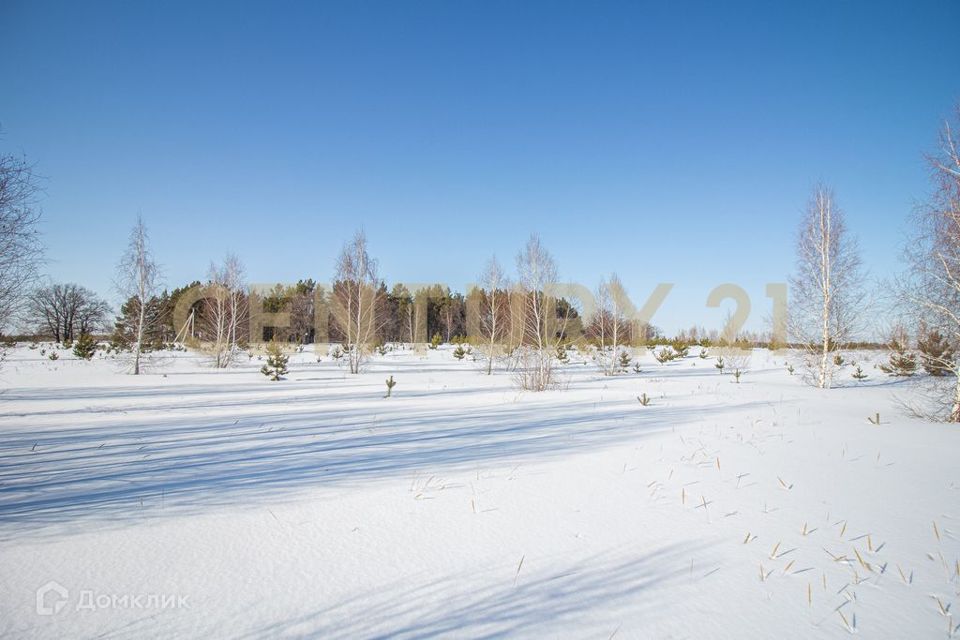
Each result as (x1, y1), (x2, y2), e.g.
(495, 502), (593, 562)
(788, 186), (864, 388)
(205, 254), (247, 368)
(515, 234), (559, 390)
(331, 230), (384, 374)
(476, 255), (510, 375)
(0, 153), (43, 332)
(594, 273), (630, 375)
(116, 217), (162, 374)
(903, 105), (960, 420)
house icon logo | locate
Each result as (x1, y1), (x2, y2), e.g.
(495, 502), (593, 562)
(36, 581), (68, 615)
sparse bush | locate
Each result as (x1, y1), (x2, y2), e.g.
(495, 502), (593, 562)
(513, 348), (555, 391)
(727, 353), (750, 382)
(833, 353), (845, 367)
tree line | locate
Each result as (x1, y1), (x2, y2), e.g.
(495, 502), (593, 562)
(2, 105), (960, 416)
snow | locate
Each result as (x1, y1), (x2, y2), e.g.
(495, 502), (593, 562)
(1, 344), (958, 638)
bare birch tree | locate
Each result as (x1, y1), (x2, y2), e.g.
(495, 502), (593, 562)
(205, 254), (247, 368)
(788, 186), (864, 388)
(476, 255), (510, 375)
(902, 105), (960, 420)
(331, 230), (384, 374)
(116, 217), (161, 374)
(595, 273), (630, 375)
(0, 153), (43, 333)
(515, 234), (559, 391)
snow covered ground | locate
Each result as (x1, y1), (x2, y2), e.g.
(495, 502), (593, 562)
(1, 343), (958, 639)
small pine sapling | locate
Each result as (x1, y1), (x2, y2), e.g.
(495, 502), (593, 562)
(260, 342), (289, 381)
(715, 356), (725, 374)
(786, 363), (795, 375)
(385, 375), (397, 398)
(833, 353), (845, 367)
(48, 352), (59, 361)
(698, 348), (708, 359)
(453, 344), (467, 360)
(556, 343), (570, 363)
(633, 362), (642, 374)
(73, 334), (97, 360)
(878, 336), (918, 377)
(618, 350), (632, 371)
(655, 348), (675, 364)
(637, 393), (651, 406)
(918, 328), (955, 377)
(429, 333), (442, 350)
(852, 365), (868, 381)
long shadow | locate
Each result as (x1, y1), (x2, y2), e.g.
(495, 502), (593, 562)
(0, 372), (777, 537)
(238, 542), (710, 639)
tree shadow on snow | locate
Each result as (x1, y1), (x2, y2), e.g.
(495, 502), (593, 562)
(238, 542), (709, 639)
(0, 377), (774, 537)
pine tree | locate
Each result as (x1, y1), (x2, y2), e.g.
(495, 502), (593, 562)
(878, 333), (918, 377)
(556, 343), (569, 363)
(655, 348), (675, 364)
(618, 350), (631, 371)
(918, 328), (955, 377)
(453, 344), (467, 360)
(260, 341), (289, 381)
(715, 356), (725, 374)
(852, 365), (868, 381)
(73, 333), (97, 360)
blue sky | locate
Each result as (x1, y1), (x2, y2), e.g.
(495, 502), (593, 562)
(2, 0), (958, 334)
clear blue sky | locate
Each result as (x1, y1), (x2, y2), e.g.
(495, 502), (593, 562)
(2, 0), (958, 334)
